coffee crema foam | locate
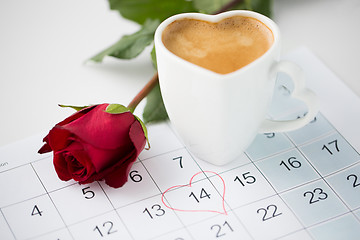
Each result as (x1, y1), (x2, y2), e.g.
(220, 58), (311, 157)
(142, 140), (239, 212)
(162, 16), (274, 74)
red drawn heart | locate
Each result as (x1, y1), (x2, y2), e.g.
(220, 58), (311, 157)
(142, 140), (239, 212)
(161, 171), (227, 215)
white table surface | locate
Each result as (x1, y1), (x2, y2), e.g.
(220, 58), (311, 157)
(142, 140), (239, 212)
(1, 0), (359, 147)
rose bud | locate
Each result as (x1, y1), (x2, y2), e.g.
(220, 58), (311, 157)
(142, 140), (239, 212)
(38, 103), (148, 188)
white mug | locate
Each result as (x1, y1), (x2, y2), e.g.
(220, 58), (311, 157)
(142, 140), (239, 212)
(154, 10), (318, 165)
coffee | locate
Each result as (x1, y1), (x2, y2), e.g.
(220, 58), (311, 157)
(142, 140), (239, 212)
(162, 16), (274, 74)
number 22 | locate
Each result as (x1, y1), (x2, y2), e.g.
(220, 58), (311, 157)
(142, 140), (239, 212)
(257, 204), (282, 221)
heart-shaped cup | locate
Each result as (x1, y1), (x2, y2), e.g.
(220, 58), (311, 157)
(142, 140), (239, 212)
(155, 10), (318, 165)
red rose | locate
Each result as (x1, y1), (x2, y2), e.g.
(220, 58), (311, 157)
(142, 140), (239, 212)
(38, 104), (146, 188)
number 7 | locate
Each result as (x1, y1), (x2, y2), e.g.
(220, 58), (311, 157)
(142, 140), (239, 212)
(173, 156), (183, 168)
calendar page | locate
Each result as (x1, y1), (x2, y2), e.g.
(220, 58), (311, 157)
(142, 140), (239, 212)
(1, 47), (360, 240)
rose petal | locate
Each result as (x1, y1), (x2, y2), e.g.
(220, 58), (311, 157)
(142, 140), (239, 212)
(56, 105), (97, 127)
(53, 152), (72, 181)
(63, 104), (136, 149)
(38, 135), (52, 154)
(103, 150), (136, 188)
(38, 106), (97, 154)
(46, 127), (73, 152)
(129, 120), (147, 154)
(83, 144), (128, 173)
(63, 142), (95, 182)
(102, 121), (146, 188)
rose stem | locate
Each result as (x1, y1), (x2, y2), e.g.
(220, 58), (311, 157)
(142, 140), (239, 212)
(126, 0), (244, 112)
(127, 72), (159, 112)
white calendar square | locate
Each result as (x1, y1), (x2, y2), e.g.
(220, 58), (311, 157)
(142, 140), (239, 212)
(325, 163), (360, 210)
(32, 156), (76, 192)
(308, 213), (360, 240)
(355, 209), (360, 219)
(246, 132), (294, 161)
(256, 149), (319, 192)
(300, 133), (360, 176)
(0, 134), (46, 172)
(139, 123), (183, 160)
(69, 211), (132, 240)
(210, 163), (276, 209)
(187, 211), (252, 240)
(195, 152), (251, 175)
(0, 164), (46, 207)
(141, 148), (205, 192)
(281, 179), (348, 227)
(100, 162), (160, 209)
(49, 182), (114, 225)
(234, 195), (303, 240)
(2, 194), (65, 240)
(277, 230), (312, 240)
(33, 229), (72, 240)
(0, 212), (14, 240)
(162, 176), (227, 225)
(154, 228), (192, 240)
(117, 194), (183, 240)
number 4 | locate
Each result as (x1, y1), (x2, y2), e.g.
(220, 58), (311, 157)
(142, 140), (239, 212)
(31, 205), (43, 217)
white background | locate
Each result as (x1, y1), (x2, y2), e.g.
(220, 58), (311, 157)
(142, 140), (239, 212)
(0, 0), (359, 147)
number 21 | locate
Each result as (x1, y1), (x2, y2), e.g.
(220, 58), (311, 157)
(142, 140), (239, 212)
(211, 221), (234, 238)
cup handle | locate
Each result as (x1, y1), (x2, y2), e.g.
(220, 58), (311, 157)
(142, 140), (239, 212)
(259, 61), (319, 133)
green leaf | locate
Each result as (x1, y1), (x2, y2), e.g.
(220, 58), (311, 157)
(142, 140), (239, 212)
(58, 104), (90, 111)
(193, 0), (234, 14)
(105, 104), (131, 114)
(143, 83), (168, 124)
(249, 0), (272, 18)
(150, 45), (157, 69)
(134, 115), (150, 149)
(109, 0), (196, 25)
(90, 18), (160, 62)
(193, 0), (272, 17)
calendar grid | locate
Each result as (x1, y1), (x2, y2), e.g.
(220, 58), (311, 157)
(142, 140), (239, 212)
(29, 162), (75, 240)
(184, 146), (256, 240)
(244, 151), (312, 239)
(285, 123), (360, 230)
(0, 207), (16, 239)
(138, 155), (196, 240)
(1, 115), (360, 240)
(2, 49), (360, 240)
(322, 168), (360, 221)
(96, 181), (136, 240)
(293, 125), (360, 219)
